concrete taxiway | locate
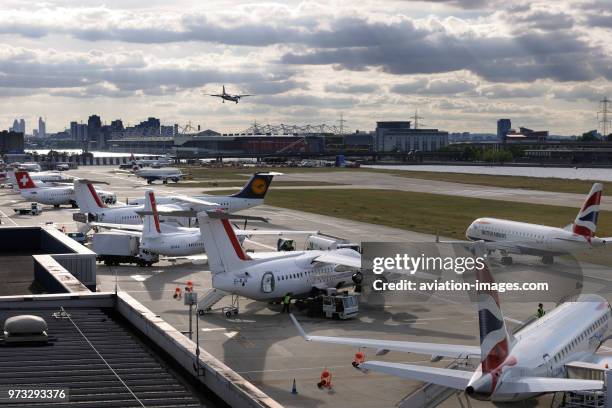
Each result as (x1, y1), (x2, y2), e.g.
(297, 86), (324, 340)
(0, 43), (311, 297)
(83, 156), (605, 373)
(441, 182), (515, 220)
(1, 165), (612, 408)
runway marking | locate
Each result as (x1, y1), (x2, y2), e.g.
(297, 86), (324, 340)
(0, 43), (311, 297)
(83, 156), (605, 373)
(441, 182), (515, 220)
(224, 331), (239, 338)
(201, 327), (227, 332)
(130, 275), (148, 282)
(245, 238), (277, 251)
(504, 316), (524, 325)
(0, 209), (17, 225)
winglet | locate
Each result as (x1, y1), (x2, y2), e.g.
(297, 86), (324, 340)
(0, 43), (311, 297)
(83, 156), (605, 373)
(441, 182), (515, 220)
(289, 314), (312, 341)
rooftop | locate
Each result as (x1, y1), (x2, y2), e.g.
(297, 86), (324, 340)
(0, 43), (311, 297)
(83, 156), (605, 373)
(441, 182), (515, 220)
(0, 306), (213, 408)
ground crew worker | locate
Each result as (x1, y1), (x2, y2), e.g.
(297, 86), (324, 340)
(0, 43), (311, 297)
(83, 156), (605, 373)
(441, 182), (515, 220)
(282, 293), (292, 314)
(317, 368), (332, 389)
(537, 303), (545, 318)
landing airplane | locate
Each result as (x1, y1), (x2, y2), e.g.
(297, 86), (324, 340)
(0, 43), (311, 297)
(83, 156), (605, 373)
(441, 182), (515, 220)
(74, 172), (278, 225)
(208, 85), (253, 104)
(291, 243), (610, 402)
(191, 209), (362, 302)
(465, 183), (611, 265)
(15, 171), (115, 208)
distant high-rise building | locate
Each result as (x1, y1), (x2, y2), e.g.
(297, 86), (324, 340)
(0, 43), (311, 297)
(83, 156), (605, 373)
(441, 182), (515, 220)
(87, 115), (102, 149)
(110, 119), (124, 131)
(160, 125), (174, 137)
(10, 119), (25, 134)
(497, 119), (511, 143)
(11, 119), (19, 132)
(19, 119), (25, 134)
(70, 121), (78, 140)
(38, 117), (46, 138)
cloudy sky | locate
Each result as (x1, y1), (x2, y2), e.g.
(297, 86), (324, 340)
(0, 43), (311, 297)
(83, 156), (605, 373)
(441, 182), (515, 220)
(0, 0), (611, 135)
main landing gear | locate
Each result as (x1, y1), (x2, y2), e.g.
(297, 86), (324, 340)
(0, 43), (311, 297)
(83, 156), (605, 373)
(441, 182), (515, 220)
(501, 255), (513, 265)
(541, 255), (554, 265)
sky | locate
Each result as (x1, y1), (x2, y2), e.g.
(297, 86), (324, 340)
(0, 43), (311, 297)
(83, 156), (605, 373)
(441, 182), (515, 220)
(0, 0), (611, 135)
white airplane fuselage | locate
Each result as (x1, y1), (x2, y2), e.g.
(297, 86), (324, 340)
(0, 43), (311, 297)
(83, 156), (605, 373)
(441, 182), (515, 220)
(20, 186), (115, 206)
(466, 218), (606, 256)
(141, 229), (204, 257)
(473, 294), (610, 401)
(212, 250), (358, 301)
(132, 195), (263, 213)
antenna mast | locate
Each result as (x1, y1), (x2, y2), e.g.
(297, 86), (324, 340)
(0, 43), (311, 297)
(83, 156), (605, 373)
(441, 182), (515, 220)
(598, 97), (611, 138)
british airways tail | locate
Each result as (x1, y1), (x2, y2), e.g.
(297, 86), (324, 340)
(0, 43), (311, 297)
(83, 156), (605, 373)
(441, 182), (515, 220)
(467, 244), (515, 397)
(74, 180), (107, 213)
(231, 172), (279, 199)
(573, 183), (603, 238)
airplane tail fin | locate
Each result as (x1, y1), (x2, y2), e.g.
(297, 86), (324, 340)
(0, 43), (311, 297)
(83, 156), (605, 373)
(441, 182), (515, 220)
(573, 183), (603, 238)
(14, 171), (36, 190)
(74, 180), (107, 213)
(469, 243), (515, 395)
(223, 84), (225, 94)
(197, 211), (253, 274)
(230, 172), (278, 199)
(142, 190), (162, 238)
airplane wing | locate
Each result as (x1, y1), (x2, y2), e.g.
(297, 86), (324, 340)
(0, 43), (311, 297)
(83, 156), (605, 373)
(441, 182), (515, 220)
(208, 94), (224, 97)
(360, 361), (472, 390)
(237, 94), (253, 97)
(173, 196), (219, 207)
(91, 222), (143, 232)
(234, 229), (318, 236)
(495, 377), (603, 393)
(313, 252), (361, 269)
(290, 314), (481, 359)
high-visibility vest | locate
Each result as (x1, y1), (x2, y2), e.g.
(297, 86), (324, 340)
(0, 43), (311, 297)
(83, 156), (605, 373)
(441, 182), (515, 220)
(283, 296), (291, 304)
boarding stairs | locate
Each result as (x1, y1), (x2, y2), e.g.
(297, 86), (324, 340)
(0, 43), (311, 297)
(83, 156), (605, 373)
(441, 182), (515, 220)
(197, 288), (229, 314)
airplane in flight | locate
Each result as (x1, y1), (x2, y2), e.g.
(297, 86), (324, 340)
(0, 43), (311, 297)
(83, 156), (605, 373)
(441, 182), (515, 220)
(188, 209), (362, 303)
(93, 189), (317, 258)
(291, 243), (611, 402)
(74, 172), (279, 225)
(15, 171), (115, 208)
(208, 85), (253, 104)
(464, 183), (611, 265)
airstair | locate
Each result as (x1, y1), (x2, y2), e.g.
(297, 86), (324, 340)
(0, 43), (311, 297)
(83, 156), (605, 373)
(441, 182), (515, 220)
(197, 288), (229, 314)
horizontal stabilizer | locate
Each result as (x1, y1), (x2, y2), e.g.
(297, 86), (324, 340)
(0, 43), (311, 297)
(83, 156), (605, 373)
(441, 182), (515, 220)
(290, 314), (480, 358)
(313, 252), (361, 269)
(496, 377), (603, 394)
(360, 361), (472, 390)
(172, 195), (219, 207)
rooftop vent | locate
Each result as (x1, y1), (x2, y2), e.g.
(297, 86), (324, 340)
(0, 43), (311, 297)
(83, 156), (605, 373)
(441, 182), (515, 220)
(3, 315), (48, 344)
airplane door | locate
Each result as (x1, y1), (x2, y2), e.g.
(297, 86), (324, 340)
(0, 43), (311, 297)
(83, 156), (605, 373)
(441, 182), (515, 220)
(261, 272), (275, 293)
(543, 353), (552, 376)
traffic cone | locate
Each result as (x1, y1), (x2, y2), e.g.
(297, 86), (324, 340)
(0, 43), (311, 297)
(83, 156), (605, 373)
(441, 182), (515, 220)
(291, 378), (298, 395)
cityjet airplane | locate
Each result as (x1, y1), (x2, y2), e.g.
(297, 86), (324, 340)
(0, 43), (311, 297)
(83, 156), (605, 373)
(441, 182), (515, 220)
(291, 244), (611, 402)
(192, 210), (362, 301)
(465, 183), (610, 265)
(208, 85), (253, 104)
(74, 172), (278, 225)
(95, 190), (317, 258)
(128, 153), (172, 168)
(15, 171), (115, 208)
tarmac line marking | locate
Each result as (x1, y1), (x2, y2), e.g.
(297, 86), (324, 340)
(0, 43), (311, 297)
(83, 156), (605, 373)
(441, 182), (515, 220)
(0, 209), (17, 226)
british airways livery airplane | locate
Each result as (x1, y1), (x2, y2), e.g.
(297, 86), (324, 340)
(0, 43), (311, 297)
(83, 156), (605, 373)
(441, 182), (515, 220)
(465, 183), (610, 264)
(292, 243), (611, 402)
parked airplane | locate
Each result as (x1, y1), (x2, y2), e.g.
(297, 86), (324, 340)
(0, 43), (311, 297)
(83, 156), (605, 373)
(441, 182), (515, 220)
(7, 169), (71, 187)
(132, 167), (184, 184)
(94, 189), (317, 258)
(15, 171), (116, 208)
(126, 153), (172, 168)
(129, 172), (280, 213)
(291, 243), (610, 402)
(465, 183), (610, 265)
(208, 85), (253, 104)
(16, 162), (41, 172)
(74, 172), (278, 225)
(192, 209), (362, 301)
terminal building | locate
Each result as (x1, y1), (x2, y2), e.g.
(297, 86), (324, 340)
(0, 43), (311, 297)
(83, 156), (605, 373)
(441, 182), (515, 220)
(374, 121), (448, 153)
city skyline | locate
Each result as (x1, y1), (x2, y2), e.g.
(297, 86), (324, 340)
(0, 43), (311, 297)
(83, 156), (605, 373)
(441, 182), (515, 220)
(0, 0), (611, 134)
